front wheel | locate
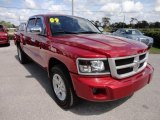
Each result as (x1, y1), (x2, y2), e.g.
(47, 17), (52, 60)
(51, 65), (78, 109)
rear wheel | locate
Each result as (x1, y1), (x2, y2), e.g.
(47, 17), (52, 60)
(7, 43), (10, 46)
(17, 44), (29, 64)
(51, 65), (78, 109)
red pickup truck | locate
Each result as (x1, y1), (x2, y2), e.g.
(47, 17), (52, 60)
(14, 14), (154, 109)
(0, 25), (9, 46)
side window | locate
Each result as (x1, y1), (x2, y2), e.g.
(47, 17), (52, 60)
(27, 18), (36, 32)
(35, 18), (43, 28)
(116, 29), (120, 33)
(18, 23), (26, 31)
(35, 18), (46, 35)
(120, 29), (124, 34)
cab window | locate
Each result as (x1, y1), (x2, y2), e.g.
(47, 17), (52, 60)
(27, 18), (36, 32)
(35, 18), (46, 35)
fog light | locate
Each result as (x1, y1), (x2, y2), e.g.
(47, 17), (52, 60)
(92, 88), (106, 95)
(92, 88), (97, 94)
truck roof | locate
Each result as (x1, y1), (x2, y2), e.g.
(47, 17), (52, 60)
(29, 14), (84, 19)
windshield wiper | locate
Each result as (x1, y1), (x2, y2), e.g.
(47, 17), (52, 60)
(77, 31), (101, 34)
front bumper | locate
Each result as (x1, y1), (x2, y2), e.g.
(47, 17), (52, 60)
(70, 64), (153, 101)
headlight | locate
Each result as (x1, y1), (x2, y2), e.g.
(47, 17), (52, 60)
(150, 38), (154, 43)
(76, 58), (110, 75)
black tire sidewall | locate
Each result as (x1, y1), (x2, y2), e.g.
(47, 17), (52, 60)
(51, 65), (74, 109)
(17, 45), (28, 64)
(17, 46), (23, 63)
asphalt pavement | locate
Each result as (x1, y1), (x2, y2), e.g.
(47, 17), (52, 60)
(0, 41), (160, 120)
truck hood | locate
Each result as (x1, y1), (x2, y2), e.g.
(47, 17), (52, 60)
(51, 34), (148, 58)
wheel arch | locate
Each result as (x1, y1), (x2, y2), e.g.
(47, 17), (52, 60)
(48, 57), (76, 90)
(48, 57), (70, 79)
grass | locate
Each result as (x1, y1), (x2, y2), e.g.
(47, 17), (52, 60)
(149, 47), (160, 54)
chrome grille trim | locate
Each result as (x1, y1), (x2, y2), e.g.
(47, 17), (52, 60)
(108, 52), (148, 79)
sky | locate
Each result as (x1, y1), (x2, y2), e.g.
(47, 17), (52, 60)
(0, 0), (160, 25)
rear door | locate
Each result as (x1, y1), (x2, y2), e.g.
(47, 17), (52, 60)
(17, 23), (26, 44)
(23, 17), (37, 60)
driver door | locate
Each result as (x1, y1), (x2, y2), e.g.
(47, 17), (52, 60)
(34, 17), (48, 67)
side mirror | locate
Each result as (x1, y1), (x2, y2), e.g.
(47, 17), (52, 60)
(98, 27), (104, 32)
(29, 26), (42, 34)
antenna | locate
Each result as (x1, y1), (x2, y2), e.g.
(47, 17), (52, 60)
(72, 0), (74, 16)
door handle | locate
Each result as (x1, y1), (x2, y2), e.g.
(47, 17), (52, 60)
(35, 40), (42, 49)
(40, 43), (42, 49)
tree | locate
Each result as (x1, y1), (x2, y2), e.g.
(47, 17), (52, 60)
(102, 17), (110, 29)
(154, 22), (160, 28)
(0, 20), (16, 28)
(111, 22), (127, 28)
(130, 18), (138, 28)
(94, 20), (101, 28)
(141, 20), (149, 28)
(135, 20), (149, 28)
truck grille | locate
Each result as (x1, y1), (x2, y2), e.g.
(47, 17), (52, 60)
(108, 52), (148, 79)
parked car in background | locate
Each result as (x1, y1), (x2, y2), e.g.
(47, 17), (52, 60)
(18, 22), (26, 31)
(112, 28), (153, 48)
(0, 25), (9, 46)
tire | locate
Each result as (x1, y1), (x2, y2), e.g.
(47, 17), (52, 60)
(6, 42), (10, 46)
(7, 43), (10, 46)
(50, 65), (78, 109)
(17, 44), (29, 64)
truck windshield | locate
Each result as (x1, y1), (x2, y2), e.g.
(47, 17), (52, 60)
(49, 16), (100, 35)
